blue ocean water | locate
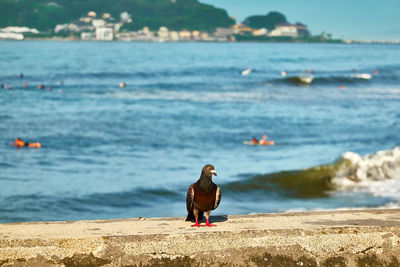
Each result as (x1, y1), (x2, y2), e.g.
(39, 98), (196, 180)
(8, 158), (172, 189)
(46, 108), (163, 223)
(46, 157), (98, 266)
(1, 41), (400, 223)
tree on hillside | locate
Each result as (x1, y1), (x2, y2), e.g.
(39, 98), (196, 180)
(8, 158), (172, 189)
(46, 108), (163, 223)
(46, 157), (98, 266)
(0, 0), (235, 31)
(243, 11), (287, 31)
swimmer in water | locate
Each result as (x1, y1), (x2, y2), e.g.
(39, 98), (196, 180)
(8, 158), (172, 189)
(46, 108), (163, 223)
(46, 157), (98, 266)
(10, 138), (41, 148)
(258, 135), (275, 146)
(251, 137), (258, 145)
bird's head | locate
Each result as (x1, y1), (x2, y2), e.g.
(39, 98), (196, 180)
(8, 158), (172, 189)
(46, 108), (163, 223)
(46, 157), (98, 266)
(201, 164), (217, 178)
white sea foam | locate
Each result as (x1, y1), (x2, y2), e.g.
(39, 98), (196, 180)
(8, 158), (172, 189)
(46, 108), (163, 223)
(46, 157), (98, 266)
(101, 90), (274, 103)
(86, 83), (400, 104)
(285, 204), (400, 213)
(332, 147), (400, 201)
(351, 73), (372, 80)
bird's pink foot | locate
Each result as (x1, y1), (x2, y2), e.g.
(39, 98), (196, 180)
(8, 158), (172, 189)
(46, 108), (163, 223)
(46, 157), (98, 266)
(205, 219), (216, 227)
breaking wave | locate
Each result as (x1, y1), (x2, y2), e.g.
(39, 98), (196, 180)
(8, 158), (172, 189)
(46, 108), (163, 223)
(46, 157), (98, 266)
(332, 147), (400, 197)
(223, 147), (400, 200)
(276, 74), (378, 86)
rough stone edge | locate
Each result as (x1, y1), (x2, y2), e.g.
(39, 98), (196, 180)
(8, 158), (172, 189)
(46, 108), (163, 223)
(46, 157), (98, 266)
(1, 225), (400, 266)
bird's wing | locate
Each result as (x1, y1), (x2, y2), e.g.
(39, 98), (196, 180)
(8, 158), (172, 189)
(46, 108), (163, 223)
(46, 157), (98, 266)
(186, 184), (195, 214)
(213, 185), (221, 210)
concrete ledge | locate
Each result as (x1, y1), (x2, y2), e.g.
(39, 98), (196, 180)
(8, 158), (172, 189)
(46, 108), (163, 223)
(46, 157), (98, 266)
(1, 209), (400, 266)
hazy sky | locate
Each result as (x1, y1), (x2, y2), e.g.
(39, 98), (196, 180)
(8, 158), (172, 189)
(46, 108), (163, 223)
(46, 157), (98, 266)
(200, 0), (400, 41)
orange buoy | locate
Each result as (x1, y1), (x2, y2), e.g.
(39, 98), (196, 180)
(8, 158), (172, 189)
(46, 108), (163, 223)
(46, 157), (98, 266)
(120, 82), (126, 88)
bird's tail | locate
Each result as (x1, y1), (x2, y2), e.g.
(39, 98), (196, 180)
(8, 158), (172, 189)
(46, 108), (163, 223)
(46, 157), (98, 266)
(185, 211), (204, 222)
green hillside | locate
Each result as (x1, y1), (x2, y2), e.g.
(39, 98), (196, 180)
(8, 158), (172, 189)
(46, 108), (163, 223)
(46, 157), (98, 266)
(0, 0), (235, 32)
(243, 12), (287, 31)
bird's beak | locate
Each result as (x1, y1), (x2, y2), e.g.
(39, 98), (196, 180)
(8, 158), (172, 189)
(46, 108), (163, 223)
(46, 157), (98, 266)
(210, 170), (217, 176)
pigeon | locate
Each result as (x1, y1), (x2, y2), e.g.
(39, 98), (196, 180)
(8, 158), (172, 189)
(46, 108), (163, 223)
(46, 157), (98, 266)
(186, 164), (221, 227)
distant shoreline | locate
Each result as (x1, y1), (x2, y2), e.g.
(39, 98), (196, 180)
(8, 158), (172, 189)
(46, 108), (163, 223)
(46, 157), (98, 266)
(1, 38), (399, 45)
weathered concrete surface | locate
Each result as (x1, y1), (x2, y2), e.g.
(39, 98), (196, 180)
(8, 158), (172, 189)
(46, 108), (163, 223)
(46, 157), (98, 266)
(1, 209), (400, 266)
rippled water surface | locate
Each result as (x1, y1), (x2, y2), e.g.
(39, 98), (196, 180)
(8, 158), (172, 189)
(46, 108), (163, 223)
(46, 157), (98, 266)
(1, 41), (400, 222)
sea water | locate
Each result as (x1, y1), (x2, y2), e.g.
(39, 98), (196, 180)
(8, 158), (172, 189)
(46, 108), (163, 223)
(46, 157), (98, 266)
(0, 41), (400, 222)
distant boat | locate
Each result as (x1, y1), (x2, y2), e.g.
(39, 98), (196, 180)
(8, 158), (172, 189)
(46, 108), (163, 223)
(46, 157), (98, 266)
(241, 68), (254, 76)
(351, 73), (372, 80)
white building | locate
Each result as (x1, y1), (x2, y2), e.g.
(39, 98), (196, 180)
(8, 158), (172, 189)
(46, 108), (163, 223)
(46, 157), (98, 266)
(96, 27), (113, 41)
(269, 23), (310, 38)
(192, 30), (200, 39)
(214, 27), (237, 38)
(0, 32), (24, 40)
(269, 23), (298, 37)
(142, 27), (151, 35)
(54, 23), (79, 33)
(179, 30), (191, 39)
(200, 32), (211, 41)
(116, 31), (137, 41)
(294, 23), (311, 37)
(92, 19), (106, 28)
(1, 26), (39, 34)
(169, 31), (179, 41)
(158, 27), (169, 40)
(81, 31), (96, 40)
(252, 28), (268, 37)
